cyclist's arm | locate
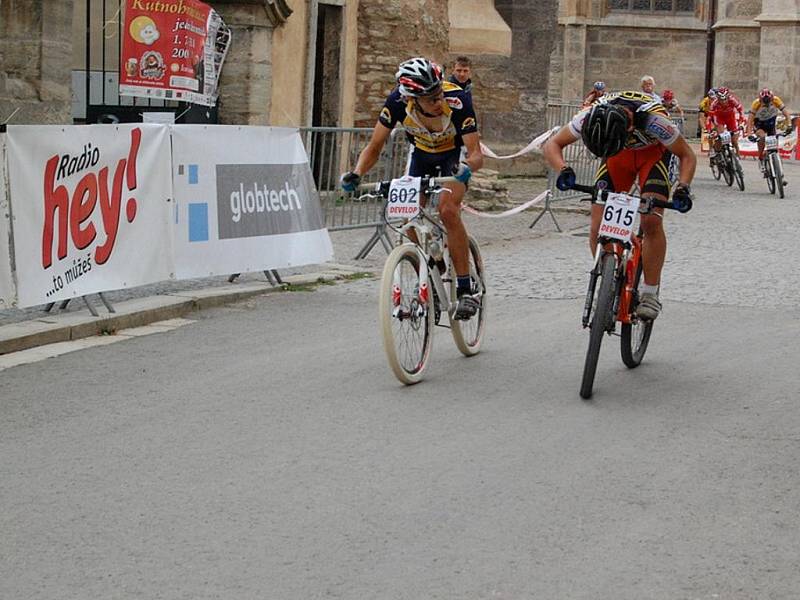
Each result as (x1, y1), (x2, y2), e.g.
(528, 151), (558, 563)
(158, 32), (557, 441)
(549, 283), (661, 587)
(746, 111), (755, 135)
(664, 136), (696, 188)
(462, 131), (483, 172)
(352, 122), (393, 176)
(676, 103), (685, 119)
(542, 125), (580, 171)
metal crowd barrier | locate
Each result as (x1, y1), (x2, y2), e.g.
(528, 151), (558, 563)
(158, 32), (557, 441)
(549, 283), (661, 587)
(545, 103), (599, 203)
(300, 127), (410, 257)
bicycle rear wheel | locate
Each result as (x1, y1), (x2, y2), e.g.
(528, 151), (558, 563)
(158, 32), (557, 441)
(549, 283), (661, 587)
(620, 260), (654, 368)
(379, 245), (434, 385)
(580, 252), (617, 399)
(772, 153), (785, 199)
(733, 154), (745, 191)
(449, 236), (487, 356)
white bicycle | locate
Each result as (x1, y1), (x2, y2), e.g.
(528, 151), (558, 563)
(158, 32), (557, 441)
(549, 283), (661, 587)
(359, 175), (487, 385)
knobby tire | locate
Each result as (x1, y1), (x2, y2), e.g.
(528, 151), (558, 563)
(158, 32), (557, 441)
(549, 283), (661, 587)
(620, 259), (654, 368)
(580, 253), (617, 399)
(379, 245), (434, 385)
(449, 236), (487, 356)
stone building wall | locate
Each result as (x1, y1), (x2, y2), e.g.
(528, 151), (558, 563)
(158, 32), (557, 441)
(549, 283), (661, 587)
(546, 0), (800, 111)
(0, 0), (73, 124)
(583, 27), (708, 103)
(354, 0), (557, 148)
(212, 2), (275, 125)
(474, 0), (558, 146)
(353, 0), (449, 127)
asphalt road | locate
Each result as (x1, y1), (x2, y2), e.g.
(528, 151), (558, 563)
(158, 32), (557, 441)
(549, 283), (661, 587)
(2, 156), (799, 599)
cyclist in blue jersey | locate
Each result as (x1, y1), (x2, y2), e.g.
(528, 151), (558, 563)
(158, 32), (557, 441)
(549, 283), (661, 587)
(341, 57), (484, 320)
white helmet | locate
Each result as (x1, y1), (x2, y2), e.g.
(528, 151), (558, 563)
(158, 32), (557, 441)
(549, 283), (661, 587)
(395, 57), (444, 98)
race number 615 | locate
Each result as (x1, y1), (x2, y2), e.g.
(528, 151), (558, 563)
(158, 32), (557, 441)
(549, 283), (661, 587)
(604, 204), (634, 227)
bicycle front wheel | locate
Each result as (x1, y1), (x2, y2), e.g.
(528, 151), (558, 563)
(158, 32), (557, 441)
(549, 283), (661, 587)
(710, 156), (722, 180)
(773, 153), (785, 199)
(765, 157), (776, 195)
(722, 152), (734, 187)
(379, 244), (434, 385)
(733, 154), (745, 191)
(580, 252), (617, 400)
(449, 236), (487, 356)
(620, 260), (654, 368)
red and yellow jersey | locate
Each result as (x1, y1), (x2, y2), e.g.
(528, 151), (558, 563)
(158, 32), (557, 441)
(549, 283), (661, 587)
(750, 96), (785, 121)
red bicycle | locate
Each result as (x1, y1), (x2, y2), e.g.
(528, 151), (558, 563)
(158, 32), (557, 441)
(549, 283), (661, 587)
(569, 183), (692, 399)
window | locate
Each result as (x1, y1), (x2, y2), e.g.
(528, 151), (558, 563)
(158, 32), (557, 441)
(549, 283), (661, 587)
(608, 0), (695, 11)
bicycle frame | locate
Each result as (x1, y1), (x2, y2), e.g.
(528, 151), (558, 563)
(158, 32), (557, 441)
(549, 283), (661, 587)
(387, 192), (457, 320)
(583, 234), (640, 329)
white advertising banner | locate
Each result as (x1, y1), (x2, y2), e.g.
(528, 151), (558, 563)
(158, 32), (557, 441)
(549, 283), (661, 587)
(0, 134), (15, 308)
(6, 124), (174, 307)
(170, 125), (333, 279)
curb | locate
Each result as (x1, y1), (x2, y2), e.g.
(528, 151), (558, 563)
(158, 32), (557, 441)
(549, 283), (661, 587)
(0, 264), (373, 356)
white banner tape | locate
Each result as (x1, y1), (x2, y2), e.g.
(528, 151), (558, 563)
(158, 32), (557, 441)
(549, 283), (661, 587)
(463, 190), (549, 218)
(480, 127), (559, 160)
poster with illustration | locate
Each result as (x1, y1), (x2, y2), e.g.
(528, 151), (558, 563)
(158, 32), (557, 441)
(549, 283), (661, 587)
(120, 0), (230, 107)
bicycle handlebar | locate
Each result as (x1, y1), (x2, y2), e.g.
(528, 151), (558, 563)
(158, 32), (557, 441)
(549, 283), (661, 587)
(568, 183), (691, 213)
(356, 175), (459, 196)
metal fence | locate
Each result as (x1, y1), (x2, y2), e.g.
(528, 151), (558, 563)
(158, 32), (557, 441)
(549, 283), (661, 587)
(545, 103), (600, 201)
(300, 127), (410, 233)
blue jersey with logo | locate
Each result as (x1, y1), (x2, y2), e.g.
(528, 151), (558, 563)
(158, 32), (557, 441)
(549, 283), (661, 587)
(378, 81), (478, 156)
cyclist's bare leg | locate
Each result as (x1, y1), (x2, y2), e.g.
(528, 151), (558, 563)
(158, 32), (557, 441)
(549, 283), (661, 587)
(732, 131), (741, 155)
(713, 122), (725, 153)
(589, 204), (603, 252)
(640, 205), (666, 287)
(755, 128), (766, 160)
(438, 181), (469, 276)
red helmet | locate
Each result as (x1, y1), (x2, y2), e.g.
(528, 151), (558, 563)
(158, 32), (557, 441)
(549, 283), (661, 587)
(662, 89), (674, 103)
(717, 86), (731, 102)
(759, 87), (774, 103)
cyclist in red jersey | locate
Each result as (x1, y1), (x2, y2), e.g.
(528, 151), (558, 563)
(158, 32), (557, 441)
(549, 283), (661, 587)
(709, 86), (745, 155)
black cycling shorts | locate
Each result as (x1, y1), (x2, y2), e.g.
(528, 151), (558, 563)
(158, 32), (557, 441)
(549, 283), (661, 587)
(408, 148), (461, 178)
(754, 117), (777, 136)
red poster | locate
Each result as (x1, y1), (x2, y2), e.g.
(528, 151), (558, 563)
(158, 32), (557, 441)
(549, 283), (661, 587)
(120, 0), (229, 106)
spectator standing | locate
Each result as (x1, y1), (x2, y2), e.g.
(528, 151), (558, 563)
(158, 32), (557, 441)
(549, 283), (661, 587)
(640, 75), (662, 103)
(448, 56), (473, 96)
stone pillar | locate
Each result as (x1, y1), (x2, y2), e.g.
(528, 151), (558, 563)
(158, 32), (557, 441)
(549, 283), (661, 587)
(0, 0), (73, 124)
(756, 0), (800, 109)
(713, 0), (762, 99)
(211, 1), (276, 124)
(561, 23), (587, 102)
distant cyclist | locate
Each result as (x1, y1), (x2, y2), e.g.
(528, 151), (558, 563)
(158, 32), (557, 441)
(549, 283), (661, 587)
(340, 57), (484, 320)
(709, 86), (745, 155)
(745, 88), (793, 165)
(582, 81), (606, 108)
(543, 91), (696, 321)
(661, 90), (684, 120)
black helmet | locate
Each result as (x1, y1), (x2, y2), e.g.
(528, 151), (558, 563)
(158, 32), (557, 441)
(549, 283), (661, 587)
(580, 103), (629, 158)
(396, 57), (444, 97)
